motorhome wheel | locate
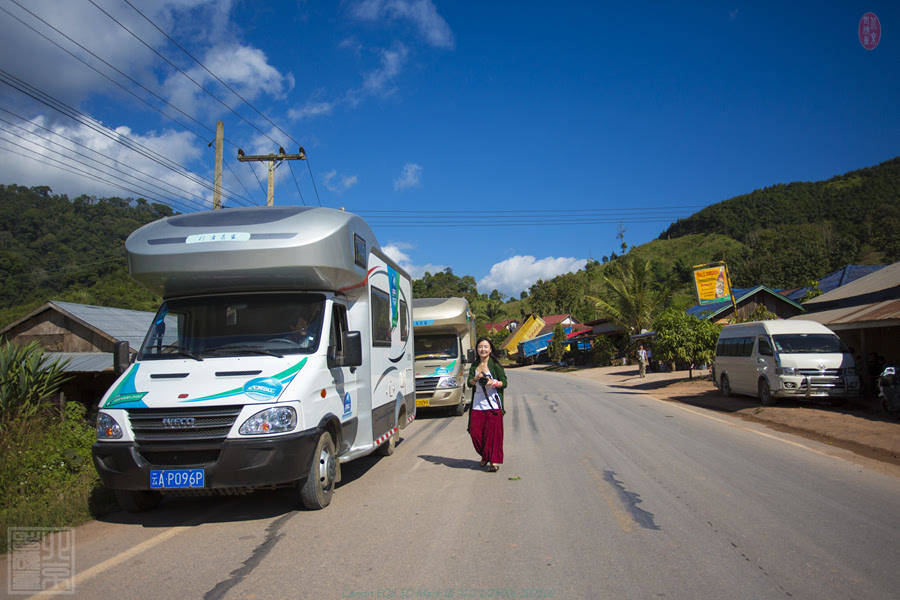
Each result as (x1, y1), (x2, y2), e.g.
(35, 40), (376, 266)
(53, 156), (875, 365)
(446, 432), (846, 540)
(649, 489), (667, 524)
(299, 432), (336, 509)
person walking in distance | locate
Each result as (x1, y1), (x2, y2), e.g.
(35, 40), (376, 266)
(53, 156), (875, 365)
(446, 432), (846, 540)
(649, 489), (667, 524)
(467, 337), (508, 472)
(637, 344), (648, 378)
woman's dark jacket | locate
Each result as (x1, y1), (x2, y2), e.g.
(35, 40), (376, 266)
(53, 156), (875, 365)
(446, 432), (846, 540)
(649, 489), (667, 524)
(467, 357), (508, 411)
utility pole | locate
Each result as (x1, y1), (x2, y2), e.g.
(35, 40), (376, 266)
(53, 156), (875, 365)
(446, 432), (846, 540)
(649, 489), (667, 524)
(237, 147), (306, 206)
(212, 121), (224, 209)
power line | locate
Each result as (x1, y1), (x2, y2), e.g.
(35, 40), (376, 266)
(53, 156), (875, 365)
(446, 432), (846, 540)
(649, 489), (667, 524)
(0, 69), (254, 207)
(287, 161), (306, 206)
(0, 108), (220, 209)
(87, 0), (283, 148)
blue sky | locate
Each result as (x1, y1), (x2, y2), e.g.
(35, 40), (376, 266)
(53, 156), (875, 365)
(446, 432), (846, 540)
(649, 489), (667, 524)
(0, 1), (897, 298)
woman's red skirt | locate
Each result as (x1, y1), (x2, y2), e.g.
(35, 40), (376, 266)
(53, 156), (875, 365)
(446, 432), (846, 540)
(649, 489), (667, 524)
(469, 408), (504, 464)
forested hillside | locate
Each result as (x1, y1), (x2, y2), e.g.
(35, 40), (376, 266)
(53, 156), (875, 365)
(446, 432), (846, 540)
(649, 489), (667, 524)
(0, 185), (170, 326)
(660, 157), (900, 287)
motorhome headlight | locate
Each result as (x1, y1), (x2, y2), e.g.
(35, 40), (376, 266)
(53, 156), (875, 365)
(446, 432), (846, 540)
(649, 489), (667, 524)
(437, 376), (459, 388)
(96, 412), (123, 439)
(239, 407), (297, 435)
(775, 367), (799, 376)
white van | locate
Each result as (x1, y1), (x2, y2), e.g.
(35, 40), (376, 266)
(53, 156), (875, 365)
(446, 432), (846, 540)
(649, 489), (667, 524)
(412, 297), (476, 416)
(713, 320), (860, 405)
(92, 207), (414, 511)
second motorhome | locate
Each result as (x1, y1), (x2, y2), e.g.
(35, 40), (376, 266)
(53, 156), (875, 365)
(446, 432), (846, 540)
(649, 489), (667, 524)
(92, 206), (414, 511)
(412, 297), (476, 416)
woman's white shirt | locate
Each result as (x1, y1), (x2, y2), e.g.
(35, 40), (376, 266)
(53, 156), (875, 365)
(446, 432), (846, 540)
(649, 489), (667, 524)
(472, 369), (502, 411)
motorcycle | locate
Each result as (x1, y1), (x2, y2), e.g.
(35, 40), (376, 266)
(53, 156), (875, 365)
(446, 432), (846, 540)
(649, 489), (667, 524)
(878, 366), (900, 417)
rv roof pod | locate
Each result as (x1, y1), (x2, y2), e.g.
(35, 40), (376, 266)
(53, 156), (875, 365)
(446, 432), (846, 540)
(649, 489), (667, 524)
(126, 206), (378, 297)
(93, 206), (414, 512)
(412, 297), (476, 416)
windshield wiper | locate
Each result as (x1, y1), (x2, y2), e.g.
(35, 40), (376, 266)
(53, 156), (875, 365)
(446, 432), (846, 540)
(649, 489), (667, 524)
(161, 349), (204, 361)
(202, 346), (284, 358)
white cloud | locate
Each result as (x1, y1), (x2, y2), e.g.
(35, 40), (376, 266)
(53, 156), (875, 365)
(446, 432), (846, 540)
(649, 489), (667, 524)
(393, 162), (422, 190)
(0, 114), (208, 209)
(382, 241), (446, 278)
(350, 0), (455, 49)
(288, 101), (335, 121)
(321, 169), (358, 193)
(478, 256), (588, 298)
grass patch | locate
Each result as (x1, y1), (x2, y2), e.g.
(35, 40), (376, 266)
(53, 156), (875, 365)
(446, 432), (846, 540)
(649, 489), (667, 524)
(0, 403), (116, 554)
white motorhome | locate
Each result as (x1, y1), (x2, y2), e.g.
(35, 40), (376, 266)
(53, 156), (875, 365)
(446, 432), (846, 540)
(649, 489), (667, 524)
(92, 206), (414, 511)
(412, 297), (476, 416)
(713, 320), (860, 405)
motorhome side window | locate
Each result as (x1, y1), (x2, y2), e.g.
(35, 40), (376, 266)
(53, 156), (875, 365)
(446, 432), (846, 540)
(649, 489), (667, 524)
(138, 293), (325, 359)
(371, 287), (392, 347)
(399, 299), (409, 341)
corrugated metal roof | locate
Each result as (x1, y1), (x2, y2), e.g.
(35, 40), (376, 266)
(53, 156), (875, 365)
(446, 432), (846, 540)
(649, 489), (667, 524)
(51, 301), (155, 350)
(786, 264), (888, 301)
(685, 286), (804, 320)
(45, 352), (113, 373)
(795, 261), (900, 329)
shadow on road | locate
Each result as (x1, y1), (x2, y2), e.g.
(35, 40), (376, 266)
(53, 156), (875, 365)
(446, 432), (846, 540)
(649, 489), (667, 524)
(418, 454), (482, 470)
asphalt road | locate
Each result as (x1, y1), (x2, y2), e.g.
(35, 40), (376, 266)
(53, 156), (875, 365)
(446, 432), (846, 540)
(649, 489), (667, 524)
(6, 368), (900, 600)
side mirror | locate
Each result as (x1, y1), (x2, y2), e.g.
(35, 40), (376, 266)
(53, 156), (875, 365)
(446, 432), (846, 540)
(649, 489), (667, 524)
(466, 348), (476, 364)
(343, 331), (362, 367)
(329, 331), (363, 368)
(113, 340), (131, 376)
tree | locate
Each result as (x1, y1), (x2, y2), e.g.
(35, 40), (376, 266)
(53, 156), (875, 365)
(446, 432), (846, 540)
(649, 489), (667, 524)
(547, 324), (567, 364)
(588, 256), (671, 336)
(652, 308), (721, 379)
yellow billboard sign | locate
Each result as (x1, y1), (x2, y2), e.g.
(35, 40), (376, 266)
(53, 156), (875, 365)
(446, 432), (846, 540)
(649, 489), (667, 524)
(693, 264), (731, 305)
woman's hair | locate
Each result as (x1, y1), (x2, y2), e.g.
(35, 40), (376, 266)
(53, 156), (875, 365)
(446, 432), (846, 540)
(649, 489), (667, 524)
(475, 336), (497, 361)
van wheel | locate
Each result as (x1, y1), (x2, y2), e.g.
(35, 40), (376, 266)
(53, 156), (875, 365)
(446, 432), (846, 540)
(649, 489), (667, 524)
(758, 378), (775, 406)
(720, 374), (732, 397)
(114, 489), (161, 513)
(376, 428), (397, 456)
(299, 431), (336, 510)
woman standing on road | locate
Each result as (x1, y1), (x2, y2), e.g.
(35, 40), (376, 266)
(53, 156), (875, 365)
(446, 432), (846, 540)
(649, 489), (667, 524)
(467, 337), (508, 472)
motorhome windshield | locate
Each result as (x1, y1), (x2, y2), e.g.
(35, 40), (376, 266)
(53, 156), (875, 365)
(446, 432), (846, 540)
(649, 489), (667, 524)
(139, 293), (325, 360)
(414, 334), (458, 359)
(772, 334), (847, 354)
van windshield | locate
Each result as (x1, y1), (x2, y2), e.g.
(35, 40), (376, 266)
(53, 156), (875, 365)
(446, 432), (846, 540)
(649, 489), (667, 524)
(139, 293), (325, 360)
(772, 334), (847, 354)
(414, 334), (458, 359)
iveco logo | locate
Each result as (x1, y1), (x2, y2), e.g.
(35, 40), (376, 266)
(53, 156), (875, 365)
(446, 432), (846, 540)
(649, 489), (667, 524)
(161, 417), (195, 428)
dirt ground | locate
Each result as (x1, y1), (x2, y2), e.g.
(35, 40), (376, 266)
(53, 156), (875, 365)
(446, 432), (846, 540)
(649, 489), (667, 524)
(526, 364), (900, 467)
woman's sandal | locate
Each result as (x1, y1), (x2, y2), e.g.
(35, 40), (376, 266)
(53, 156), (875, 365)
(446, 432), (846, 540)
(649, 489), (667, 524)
(480, 459), (487, 467)
(488, 463), (499, 472)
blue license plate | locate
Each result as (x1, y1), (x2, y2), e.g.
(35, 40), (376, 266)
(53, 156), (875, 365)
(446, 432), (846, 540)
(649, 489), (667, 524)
(150, 469), (205, 489)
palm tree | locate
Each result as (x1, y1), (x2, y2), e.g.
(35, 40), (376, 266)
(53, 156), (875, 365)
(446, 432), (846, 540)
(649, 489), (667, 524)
(587, 256), (670, 336)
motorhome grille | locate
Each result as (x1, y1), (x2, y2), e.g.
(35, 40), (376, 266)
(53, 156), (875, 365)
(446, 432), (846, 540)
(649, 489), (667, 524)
(139, 449), (221, 466)
(415, 377), (440, 392)
(127, 406), (242, 442)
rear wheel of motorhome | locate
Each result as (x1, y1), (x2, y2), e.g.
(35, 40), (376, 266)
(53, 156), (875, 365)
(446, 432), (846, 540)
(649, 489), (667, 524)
(758, 378), (775, 406)
(377, 428), (397, 456)
(299, 432), (337, 510)
(114, 489), (161, 513)
(720, 374), (732, 397)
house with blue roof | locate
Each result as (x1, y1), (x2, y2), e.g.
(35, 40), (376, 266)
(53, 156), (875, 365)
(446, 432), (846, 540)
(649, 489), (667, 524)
(782, 265), (888, 302)
(686, 285), (805, 323)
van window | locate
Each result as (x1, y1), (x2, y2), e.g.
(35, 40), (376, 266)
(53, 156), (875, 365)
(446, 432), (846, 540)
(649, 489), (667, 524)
(371, 287), (392, 347)
(415, 334), (459, 359)
(330, 304), (348, 356)
(716, 336), (754, 357)
(772, 334), (846, 354)
(758, 337), (773, 356)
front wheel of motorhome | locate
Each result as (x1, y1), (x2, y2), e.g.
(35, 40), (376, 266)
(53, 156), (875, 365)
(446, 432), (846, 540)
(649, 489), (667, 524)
(452, 395), (466, 417)
(114, 489), (161, 513)
(758, 378), (775, 406)
(299, 432), (337, 510)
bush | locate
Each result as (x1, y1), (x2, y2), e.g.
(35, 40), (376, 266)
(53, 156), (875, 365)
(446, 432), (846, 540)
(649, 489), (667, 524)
(0, 340), (71, 430)
(590, 336), (617, 366)
(0, 402), (115, 553)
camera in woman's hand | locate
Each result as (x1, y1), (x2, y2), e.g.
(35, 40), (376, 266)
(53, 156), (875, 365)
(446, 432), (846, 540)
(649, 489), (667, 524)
(478, 374), (490, 386)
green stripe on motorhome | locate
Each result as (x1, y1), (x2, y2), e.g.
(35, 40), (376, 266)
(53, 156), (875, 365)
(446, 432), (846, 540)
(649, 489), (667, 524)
(181, 357), (308, 403)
